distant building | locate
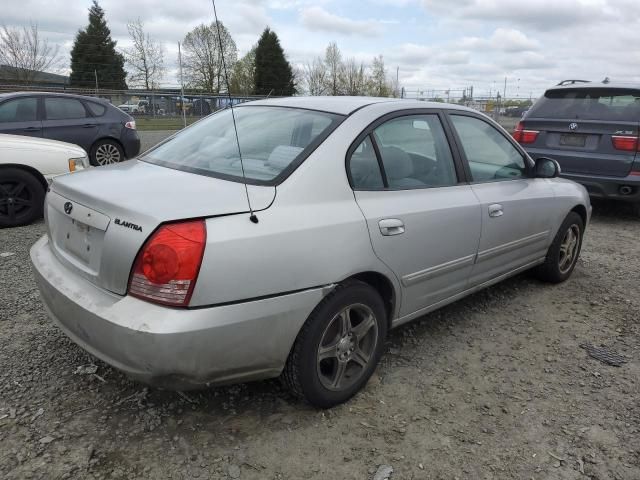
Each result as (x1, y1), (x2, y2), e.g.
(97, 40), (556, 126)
(0, 65), (69, 88)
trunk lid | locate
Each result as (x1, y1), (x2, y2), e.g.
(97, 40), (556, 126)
(521, 118), (638, 177)
(45, 160), (275, 295)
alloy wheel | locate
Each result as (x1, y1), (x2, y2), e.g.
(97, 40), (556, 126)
(558, 224), (580, 274)
(316, 303), (379, 391)
(0, 180), (34, 225)
(95, 143), (121, 165)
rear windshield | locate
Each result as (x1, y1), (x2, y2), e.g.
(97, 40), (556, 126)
(142, 106), (343, 184)
(528, 88), (640, 121)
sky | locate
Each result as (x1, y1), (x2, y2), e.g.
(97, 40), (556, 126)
(2, 0), (640, 98)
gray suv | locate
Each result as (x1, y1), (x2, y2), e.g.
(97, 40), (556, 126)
(515, 81), (640, 216)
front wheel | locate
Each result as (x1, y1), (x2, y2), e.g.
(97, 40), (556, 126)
(282, 281), (387, 408)
(0, 168), (45, 228)
(534, 211), (584, 283)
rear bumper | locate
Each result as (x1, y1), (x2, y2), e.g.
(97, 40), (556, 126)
(559, 172), (640, 202)
(121, 130), (141, 158)
(30, 235), (327, 389)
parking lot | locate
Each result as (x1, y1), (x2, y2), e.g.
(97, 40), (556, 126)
(0, 200), (638, 480)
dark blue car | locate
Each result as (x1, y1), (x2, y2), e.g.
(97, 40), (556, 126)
(0, 92), (141, 166)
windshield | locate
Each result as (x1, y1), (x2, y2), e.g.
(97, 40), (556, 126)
(528, 88), (640, 121)
(142, 106), (343, 184)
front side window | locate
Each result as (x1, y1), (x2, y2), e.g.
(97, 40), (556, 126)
(143, 106), (342, 184)
(450, 115), (526, 182)
(44, 98), (88, 120)
(0, 97), (37, 123)
(372, 115), (457, 189)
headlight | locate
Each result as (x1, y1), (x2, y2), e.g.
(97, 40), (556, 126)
(68, 156), (89, 172)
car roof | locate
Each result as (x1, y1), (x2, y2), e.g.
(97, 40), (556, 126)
(244, 96), (475, 116)
(548, 82), (640, 92)
(0, 91), (109, 103)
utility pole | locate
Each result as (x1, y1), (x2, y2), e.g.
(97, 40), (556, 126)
(503, 76), (507, 101)
(396, 66), (399, 98)
(94, 69), (98, 94)
(178, 41), (187, 129)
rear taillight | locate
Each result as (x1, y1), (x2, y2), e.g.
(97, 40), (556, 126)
(128, 220), (206, 307)
(125, 121), (136, 130)
(611, 135), (639, 152)
(512, 121), (539, 144)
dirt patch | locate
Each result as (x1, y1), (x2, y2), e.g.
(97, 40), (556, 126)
(1, 201), (638, 480)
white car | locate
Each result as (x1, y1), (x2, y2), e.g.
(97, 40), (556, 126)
(0, 134), (89, 227)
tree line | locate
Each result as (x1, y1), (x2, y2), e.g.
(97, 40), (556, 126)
(0, 0), (397, 97)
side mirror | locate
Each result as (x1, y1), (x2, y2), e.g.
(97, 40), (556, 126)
(534, 157), (561, 178)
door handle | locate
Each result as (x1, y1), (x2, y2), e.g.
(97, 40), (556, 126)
(23, 127), (40, 132)
(379, 218), (405, 236)
(82, 123), (97, 128)
(488, 204), (504, 218)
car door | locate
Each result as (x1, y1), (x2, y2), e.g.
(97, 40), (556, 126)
(447, 113), (556, 286)
(42, 97), (98, 152)
(349, 112), (482, 317)
(0, 96), (42, 137)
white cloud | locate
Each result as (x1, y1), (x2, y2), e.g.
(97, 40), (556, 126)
(299, 6), (383, 37)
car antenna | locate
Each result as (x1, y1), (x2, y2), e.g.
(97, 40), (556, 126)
(210, 0), (258, 224)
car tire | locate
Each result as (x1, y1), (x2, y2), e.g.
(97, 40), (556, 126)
(282, 280), (388, 408)
(0, 168), (45, 228)
(90, 139), (124, 166)
(534, 211), (584, 283)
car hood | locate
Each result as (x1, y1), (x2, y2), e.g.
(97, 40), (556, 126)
(46, 159), (275, 295)
(0, 133), (86, 157)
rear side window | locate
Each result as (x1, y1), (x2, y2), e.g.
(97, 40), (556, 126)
(528, 88), (640, 121)
(45, 98), (88, 120)
(365, 115), (457, 189)
(0, 97), (38, 122)
(86, 101), (106, 116)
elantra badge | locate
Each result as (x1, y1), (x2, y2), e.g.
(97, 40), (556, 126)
(63, 202), (73, 215)
(569, 122), (578, 130)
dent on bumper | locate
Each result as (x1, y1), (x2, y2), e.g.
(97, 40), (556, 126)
(30, 236), (327, 389)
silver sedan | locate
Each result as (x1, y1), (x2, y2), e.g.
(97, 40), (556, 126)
(31, 97), (591, 408)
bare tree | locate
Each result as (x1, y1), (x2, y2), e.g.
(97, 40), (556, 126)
(0, 23), (60, 84)
(123, 19), (164, 90)
(182, 22), (237, 92)
(343, 58), (367, 96)
(303, 57), (327, 95)
(324, 42), (344, 95)
(367, 55), (392, 97)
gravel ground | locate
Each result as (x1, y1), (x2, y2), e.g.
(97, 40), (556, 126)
(1, 201), (639, 480)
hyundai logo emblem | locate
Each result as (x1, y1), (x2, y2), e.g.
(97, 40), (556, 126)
(569, 122), (578, 130)
(63, 202), (73, 215)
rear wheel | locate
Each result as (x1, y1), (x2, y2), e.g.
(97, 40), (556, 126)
(534, 212), (584, 283)
(282, 281), (387, 408)
(0, 168), (45, 228)
(90, 139), (124, 166)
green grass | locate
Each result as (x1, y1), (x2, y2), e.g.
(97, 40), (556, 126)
(134, 116), (200, 131)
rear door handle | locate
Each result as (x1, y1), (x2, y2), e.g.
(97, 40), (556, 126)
(23, 127), (40, 132)
(488, 204), (504, 218)
(379, 218), (405, 236)
(82, 123), (97, 128)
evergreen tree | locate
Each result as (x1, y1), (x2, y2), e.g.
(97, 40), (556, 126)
(70, 1), (127, 89)
(253, 28), (294, 96)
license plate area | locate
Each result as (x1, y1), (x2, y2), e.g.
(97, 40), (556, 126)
(560, 134), (587, 147)
(64, 219), (93, 264)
